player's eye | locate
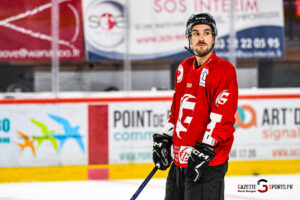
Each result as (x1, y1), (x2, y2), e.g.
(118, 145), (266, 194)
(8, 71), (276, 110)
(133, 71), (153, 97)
(192, 32), (200, 36)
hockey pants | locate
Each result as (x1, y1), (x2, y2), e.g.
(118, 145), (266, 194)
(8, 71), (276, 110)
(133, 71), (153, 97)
(164, 160), (228, 200)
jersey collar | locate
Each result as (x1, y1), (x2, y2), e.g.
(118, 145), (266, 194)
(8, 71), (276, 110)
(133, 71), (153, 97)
(193, 51), (218, 70)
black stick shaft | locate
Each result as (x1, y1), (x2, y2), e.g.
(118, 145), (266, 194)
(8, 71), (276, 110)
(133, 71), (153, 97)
(130, 165), (159, 200)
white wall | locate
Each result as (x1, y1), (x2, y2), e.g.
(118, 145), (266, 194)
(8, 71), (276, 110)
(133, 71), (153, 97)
(34, 70), (171, 92)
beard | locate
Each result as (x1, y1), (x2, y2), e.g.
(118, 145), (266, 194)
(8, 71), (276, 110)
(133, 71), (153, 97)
(194, 43), (214, 57)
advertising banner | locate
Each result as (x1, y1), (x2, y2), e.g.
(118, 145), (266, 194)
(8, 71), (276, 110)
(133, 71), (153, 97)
(1, 93), (298, 168)
(232, 98), (300, 161)
(0, 104), (88, 167)
(82, 0), (284, 60)
(0, 0), (85, 61)
(108, 101), (171, 164)
(106, 97), (300, 164)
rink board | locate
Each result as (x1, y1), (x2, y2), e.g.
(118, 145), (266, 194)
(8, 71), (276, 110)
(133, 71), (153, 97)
(0, 104), (88, 168)
(0, 90), (299, 182)
(0, 160), (300, 182)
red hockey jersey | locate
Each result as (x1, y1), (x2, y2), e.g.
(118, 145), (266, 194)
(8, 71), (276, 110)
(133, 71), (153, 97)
(167, 52), (238, 167)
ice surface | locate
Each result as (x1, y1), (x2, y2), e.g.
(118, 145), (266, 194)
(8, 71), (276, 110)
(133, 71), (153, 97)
(0, 174), (299, 200)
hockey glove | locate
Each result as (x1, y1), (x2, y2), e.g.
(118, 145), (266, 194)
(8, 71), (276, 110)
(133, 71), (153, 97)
(152, 133), (173, 170)
(186, 141), (216, 182)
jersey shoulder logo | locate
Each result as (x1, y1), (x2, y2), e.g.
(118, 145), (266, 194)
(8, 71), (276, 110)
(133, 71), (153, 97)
(199, 68), (209, 87)
(177, 65), (183, 83)
(215, 90), (230, 106)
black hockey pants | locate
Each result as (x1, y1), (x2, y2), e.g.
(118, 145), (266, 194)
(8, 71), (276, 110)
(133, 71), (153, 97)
(164, 161), (228, 200)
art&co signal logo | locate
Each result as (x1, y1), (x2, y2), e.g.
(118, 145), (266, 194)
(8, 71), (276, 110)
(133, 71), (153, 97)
(235, 105), (257, 129)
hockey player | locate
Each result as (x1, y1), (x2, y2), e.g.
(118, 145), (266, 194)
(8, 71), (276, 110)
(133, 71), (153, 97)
(152, 13), (238, 200)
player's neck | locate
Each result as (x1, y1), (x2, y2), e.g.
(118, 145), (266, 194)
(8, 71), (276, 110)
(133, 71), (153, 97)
(196, 50), (213, 66)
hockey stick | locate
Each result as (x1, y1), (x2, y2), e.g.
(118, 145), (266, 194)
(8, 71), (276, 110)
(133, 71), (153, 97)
(130, 164), (159, 200)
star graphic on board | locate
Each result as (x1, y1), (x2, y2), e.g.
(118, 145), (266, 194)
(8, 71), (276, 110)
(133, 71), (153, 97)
(16, 130), (36, 156)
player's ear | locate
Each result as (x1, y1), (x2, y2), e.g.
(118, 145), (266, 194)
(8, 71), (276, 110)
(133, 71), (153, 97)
(212, 36), (215, 44)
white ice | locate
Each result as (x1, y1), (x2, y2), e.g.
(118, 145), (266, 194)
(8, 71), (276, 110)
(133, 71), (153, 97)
(0, 174), (299, 200)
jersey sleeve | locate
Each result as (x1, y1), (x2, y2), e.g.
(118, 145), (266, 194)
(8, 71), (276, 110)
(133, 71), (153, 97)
(164, 66), (179, 136)
(162, 91), (176, 136)
(202, 65), (238, 146)
(168, 91), (176, 125)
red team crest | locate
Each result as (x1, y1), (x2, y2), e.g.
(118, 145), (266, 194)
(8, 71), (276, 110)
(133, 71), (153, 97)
(179, 146), (192, 164)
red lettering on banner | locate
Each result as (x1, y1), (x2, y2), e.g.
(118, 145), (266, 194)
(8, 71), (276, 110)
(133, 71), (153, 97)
(194, 0), (259, 13)
(165, 0), (177, 13)
(175, 33), (185, 40)
(272, 148), (300, 157)
(136, 33), (186, 44)
(222, 0), (229, 12)
(245, 0), (258, 11)
(154, 0), (187, 13)
(154, 0), (163, 13)
(179, 0), (187, 12)
(214, 0), (220, 11)
(262, 127), (300, 141)
(198, 0), (211, 11)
